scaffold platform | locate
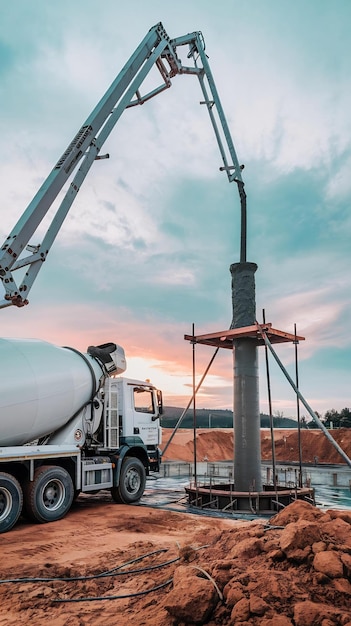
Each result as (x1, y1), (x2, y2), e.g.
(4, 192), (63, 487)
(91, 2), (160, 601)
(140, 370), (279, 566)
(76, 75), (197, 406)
(184, 322), (305, 349)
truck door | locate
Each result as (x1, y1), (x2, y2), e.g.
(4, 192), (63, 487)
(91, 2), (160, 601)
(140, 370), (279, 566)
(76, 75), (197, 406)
(132, 385), (160, 446)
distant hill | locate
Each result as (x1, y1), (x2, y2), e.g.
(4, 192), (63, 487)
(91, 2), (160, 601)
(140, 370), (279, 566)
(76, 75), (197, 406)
(161, 407), (301, 429)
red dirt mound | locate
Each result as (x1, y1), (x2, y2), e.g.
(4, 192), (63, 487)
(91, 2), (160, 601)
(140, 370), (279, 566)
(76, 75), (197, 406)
(162, 427), (351, 465)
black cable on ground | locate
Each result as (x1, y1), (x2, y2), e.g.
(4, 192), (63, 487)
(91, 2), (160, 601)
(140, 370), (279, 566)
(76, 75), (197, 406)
(0, 548), (170, 585)
(54, 544), (214, 603)
(53, 578), (173, 603)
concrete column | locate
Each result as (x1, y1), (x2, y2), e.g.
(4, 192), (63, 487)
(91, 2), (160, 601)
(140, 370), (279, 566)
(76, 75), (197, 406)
(230, 262), (262, 492)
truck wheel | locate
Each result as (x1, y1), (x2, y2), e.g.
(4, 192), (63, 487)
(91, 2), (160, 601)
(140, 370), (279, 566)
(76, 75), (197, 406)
(24, 466), (74, 523)
(0, 473), (23, 533)
(111, 457), (146, 504)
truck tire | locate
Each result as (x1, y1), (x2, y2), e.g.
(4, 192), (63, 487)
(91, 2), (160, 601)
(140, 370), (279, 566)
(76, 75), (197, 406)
(0, 473), (23, 533)
(111, 457), (146, 504)
(24, 465), (74, 523)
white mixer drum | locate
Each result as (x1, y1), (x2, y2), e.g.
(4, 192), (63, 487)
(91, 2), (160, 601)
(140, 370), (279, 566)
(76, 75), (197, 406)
(0, 338), (103, 446)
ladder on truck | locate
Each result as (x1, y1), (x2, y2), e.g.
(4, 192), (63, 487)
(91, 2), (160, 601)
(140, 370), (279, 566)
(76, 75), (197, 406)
(104, 379), (120, 449)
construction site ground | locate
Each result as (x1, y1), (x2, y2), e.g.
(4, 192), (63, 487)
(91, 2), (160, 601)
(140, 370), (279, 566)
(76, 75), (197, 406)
(1, 427), (351, 626)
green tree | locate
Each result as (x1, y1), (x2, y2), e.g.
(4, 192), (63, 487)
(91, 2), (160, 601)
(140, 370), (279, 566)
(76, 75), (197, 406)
(323, 408), (340, 428)
(340, 407), (351, 428)
(322, 408), (351, 429)
(307, 412), (320, 429)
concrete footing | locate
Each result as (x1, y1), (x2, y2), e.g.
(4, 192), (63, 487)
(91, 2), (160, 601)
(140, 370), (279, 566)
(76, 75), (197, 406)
(185, 482), (315, 516)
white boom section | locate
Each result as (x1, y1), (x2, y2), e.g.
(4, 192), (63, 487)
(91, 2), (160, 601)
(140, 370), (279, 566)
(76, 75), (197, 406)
(0, 22), (244, 308)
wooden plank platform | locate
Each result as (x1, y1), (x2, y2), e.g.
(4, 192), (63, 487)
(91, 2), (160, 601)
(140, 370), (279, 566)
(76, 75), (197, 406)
(184, 322), (305, 349)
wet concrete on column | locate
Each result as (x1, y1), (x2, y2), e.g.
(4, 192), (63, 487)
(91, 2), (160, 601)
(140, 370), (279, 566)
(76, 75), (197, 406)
(230, 262), (262, 492)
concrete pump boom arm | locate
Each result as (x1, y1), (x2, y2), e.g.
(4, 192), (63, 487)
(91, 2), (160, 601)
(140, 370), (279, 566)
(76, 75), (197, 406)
(0, 22), (244, 309)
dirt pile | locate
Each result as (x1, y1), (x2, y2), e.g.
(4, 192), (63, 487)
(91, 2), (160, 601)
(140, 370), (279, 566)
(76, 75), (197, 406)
(1, 500), (351, 625)
(162, 500), (351, 625)
(162, 429), (234, 462)
(162, 427), (351, 464)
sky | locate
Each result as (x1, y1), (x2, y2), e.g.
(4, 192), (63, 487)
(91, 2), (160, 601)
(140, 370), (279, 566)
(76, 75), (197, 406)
(0, 0), (350, 419)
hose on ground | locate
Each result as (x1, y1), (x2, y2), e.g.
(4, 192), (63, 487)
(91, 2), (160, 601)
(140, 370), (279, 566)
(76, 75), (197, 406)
(53, 578), (173, 603)
(57, 549), (221, 604)
(1, 542), (214, 604)
(0, 547), (170, 584)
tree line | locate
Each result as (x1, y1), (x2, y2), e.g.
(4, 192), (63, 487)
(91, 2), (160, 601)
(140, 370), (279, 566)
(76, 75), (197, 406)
(161, 406), (351, 429)
(310, 407), (351, 429)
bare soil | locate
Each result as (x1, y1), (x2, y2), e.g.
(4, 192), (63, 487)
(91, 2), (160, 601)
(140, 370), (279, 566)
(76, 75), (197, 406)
(1, 428), (351, 625)
(162, 427), (351, 465)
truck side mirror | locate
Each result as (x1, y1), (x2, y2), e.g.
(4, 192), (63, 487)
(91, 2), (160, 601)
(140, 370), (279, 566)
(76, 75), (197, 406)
(157, 389), (163, 415)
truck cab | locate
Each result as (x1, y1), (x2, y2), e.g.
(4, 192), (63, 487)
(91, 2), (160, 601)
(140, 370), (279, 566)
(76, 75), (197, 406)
(102, 376), (162, 472)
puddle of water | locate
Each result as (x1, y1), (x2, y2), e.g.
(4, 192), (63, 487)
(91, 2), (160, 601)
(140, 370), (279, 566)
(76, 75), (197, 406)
(315, 485), (351, 511)
(143, 473), (351, 515)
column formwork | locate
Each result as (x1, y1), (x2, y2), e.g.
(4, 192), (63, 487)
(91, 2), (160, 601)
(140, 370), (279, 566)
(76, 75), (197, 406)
(230, 262), (262, 492)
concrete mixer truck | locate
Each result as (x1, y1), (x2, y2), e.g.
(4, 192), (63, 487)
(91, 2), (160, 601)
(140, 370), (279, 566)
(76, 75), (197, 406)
(0, 337), (163, 532)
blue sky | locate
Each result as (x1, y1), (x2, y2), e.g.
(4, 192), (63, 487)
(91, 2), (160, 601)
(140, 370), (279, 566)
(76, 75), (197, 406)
(0, 0), (350, 418)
